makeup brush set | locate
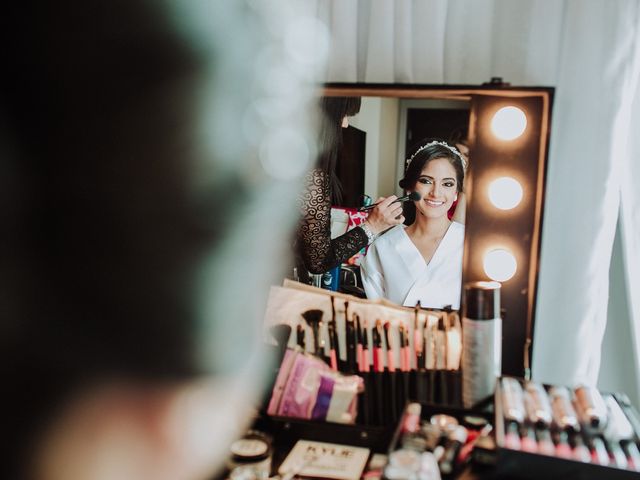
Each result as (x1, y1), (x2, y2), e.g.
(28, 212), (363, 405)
(264, 283), (465, 427)
(494, 376), (640, 479)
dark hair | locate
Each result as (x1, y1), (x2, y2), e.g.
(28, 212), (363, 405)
(448, 127), (469, 149)
(317, 96), (361, 204)
(399, 140), (465, 224)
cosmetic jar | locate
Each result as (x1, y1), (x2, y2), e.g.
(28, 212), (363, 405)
(227, 430), (273, 480)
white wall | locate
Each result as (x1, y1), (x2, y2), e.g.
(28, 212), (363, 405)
(350, 97), (399, 200)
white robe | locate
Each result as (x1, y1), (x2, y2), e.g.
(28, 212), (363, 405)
(360, 222), (465, 309)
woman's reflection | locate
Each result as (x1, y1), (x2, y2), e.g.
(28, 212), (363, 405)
(295, 97), (403, 283)
(360, 140), (466, 309)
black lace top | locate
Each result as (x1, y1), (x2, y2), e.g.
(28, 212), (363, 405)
(296, 169), (368, 274)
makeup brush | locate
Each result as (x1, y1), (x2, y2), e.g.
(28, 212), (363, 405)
(296, 324), (306, 351)
(373, 320), (383, 373)
(358, 191), (421, 211)
(383, 322), (395, 372)
(301, 309), (324, 355)
(361, 319), (370, 373)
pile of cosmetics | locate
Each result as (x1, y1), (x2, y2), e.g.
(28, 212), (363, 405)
(383, 403), (493, 479)
(496, 376), (640, 477)
(273, 299), (463, 426)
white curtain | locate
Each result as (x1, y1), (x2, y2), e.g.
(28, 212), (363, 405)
(313, 0), (640, 388)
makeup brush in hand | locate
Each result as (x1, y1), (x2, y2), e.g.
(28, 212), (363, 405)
(358, 191), (421, 212)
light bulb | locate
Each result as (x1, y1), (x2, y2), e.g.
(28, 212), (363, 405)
(483, 248), (517, 282)
(488, 177), (523, 210)
(491, 106), (527, 140)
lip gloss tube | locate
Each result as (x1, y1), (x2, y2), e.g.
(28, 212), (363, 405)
(524, 382), (553, 428)
(549, 386), (579, 432)
(501, 377), (525, 425)
(575, 385), (608, 432)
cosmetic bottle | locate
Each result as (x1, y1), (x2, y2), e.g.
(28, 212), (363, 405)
(462, 281), (502, 408)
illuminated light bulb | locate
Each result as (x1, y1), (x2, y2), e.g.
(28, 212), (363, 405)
(491, 106), (527, 140)
(488, 177), (523, 210)
(484, 248), (517, 282)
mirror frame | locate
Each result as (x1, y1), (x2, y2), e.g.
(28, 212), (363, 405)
(323, 82), (554, 377)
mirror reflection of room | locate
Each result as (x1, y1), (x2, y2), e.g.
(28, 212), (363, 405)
(298, 95), (471, 310)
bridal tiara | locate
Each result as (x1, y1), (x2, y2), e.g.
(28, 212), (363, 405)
(405, 140), (467, 170)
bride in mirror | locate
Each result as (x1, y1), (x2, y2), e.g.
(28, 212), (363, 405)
(360, 140), (466, 309)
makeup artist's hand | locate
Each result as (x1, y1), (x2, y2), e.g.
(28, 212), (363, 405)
(364, 195), (405, 235)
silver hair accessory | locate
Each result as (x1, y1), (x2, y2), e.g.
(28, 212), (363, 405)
(405, 140), (467, 170)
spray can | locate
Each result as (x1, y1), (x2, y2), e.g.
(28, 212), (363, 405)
(462, 281), (502, 408)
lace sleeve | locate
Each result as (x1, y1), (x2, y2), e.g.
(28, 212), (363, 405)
(297, 169), (368, 274)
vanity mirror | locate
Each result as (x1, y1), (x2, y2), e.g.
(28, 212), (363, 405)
(324, 82), (554, 377)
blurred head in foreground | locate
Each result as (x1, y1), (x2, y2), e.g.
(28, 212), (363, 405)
(1, 1), (320, 478)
